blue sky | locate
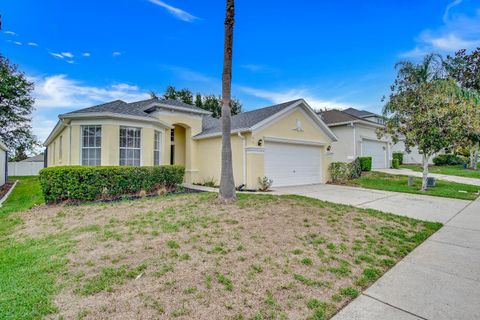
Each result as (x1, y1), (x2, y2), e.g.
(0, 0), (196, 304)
(1, 0), (479, 141)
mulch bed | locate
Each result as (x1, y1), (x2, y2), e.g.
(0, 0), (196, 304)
(0, 180), (16, 202)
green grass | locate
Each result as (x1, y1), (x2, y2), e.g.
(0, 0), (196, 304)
(0, 176), (71, 320)
(400, 164), (480, 179)
(0, 176), (44, 237)
(345, 172), (479, 200)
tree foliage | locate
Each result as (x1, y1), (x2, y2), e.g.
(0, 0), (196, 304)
(0, 54), (37, 156)
(160, 86), (242, 118)
(445, 48), (480, 169)
(382, 53), (480, 190)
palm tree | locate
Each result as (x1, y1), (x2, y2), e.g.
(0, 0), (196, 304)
(219, 0), (236, 200)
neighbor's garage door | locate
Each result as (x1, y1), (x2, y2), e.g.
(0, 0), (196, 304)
(265, 142), (322, 187)
(362, 140), (387, 169)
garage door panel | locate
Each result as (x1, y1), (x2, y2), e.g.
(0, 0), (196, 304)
(265, 142), (322, 187)
(362, 140), (387, 169)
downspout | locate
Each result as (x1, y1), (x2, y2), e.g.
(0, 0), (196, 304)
(237, 132), (246, 187)
(351, 122), (356, 157)
(63, 121), (72, 165)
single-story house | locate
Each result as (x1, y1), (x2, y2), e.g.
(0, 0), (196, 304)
(318, 108), (392, 169)
(0, 139), (8, 186)
(44, 98), (337, 189)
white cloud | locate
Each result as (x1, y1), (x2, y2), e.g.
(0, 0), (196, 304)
(61, 52), (74, 58)
(148, 0), (198, 22)
(32, 74), (149, 109)
(82, 52), (91, 57)
(9, 40), (22, 45)
(112, 51), (122, 57)
(31, 75), (150, 142)
(401, 2), (480, 57)
(443, 0), (463, 23)
(66, 60), (75, 64)
(238, 86), (359, 111)
(49, 52), (64, 59)
(27, 42), (38, 46)
(3, 31), (16, 35)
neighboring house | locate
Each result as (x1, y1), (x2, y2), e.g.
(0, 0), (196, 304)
(44, 98), (337, 189)
(0, 139), (7, 186)
(391, 139), (435, 164)
(8, 153), (45, 176)
(318, 108), (392, 169)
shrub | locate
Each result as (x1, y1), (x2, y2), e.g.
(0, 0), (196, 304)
(329, 162), (350, 183)
(359, 157), (372, 172)
(392, 159), (400, 169)
(432, 154), (464, 166)
(349, 157), (362, 179)
(39, 165), (185, 203)
(258, 176), (273, 191)
(392, 152), (403, 165)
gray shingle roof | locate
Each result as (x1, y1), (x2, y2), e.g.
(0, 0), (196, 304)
(61, 98), (208, 120)
(195, 99), (302, 137)
(343, 107), (378, 118)
(21, 154), (44, 162)
(319, 109), (381, 126)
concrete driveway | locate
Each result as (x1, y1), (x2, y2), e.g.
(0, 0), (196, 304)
(273, 184), (471, 223)
(273, 184), (480, 320)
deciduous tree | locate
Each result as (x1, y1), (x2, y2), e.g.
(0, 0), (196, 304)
(0, 54), (37, 155)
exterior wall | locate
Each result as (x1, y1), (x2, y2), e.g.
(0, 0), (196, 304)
(0, 149), (5, 185)
(329, 125), (354, 162)
(194, 134), (245, 187)
(46, 121), (167, 168)
(173, 125), (186, 166)
(356, 124), (392, 167)
(392, 140), (435, 164)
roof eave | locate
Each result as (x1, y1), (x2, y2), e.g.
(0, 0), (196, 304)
(193, 128), (252, 140)
(60, 112), (173, 129)
(142, 102), (212, 115)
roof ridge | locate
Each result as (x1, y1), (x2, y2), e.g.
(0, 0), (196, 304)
(236, 99), (302, 116)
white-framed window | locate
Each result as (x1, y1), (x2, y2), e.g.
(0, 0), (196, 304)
(120, 126), (141, 166)
(154, 130), (162, 166)
(81, 125), (102, 166)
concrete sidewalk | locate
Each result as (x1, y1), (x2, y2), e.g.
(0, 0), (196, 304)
(333, 197), (480, 320)
(273, 184), (471, 223)
(375, 168), (480, 187)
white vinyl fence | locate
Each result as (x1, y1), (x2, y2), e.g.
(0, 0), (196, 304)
(8, 162), (44, 176)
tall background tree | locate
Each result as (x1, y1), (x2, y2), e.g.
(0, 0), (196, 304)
(445, 48), (480, 170)
(0, 54), (38, 159)
(219, 0), (236, 200)
(382, 54), (477, 191)
(159, 86), (242, 118)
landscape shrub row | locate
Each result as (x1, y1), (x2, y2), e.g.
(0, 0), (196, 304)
(432, 154), (465, 166)
(39, 165), (185, 203)
(359, 157), (372, 172)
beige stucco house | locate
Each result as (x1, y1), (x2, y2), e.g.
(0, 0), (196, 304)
(44, 98), (337, 189)
(318, 108), (393, 169)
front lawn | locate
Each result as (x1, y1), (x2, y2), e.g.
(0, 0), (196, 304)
(400, 164), (480, 179)
(1, 190), (441, 319)
(343, 172), (479, 200)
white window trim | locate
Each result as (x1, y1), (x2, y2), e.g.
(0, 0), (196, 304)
(80, 125), (102, 166)
(154, 130), (163, 166)
(119, 126), (142, 166)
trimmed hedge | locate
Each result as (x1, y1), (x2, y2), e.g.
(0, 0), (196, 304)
(392, 152), (403, 165)
(432, 154), (464, 166)
(392, 158), (400, 169)
(329, 162), (351, 183)
(359, 157), (372, 172)
(39, 165), (185, 203)
(349, 157), (362, 179)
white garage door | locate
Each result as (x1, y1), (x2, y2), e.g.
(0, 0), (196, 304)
(362, 140), (387, 169)
(265, 142), (322, 187)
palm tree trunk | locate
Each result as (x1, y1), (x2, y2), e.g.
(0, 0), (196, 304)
(219, 0), (236, 200)
(421, 153), (429, 191)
